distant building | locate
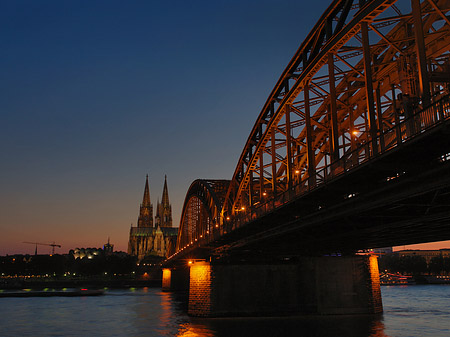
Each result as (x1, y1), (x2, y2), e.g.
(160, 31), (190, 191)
(396, 249), (450, 264)
(364, 247), (393, 256)
(127, 175), (178, 261)
(103, 238), (114, 255)
(70, 239), (116, 260)
(71, 247), (103, 260)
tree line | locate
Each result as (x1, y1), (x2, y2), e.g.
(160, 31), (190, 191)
(0, 254), (138, 277)
(379, 253), (450, 275)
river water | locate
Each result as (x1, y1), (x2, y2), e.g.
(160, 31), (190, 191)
(1, 285), (449, 336)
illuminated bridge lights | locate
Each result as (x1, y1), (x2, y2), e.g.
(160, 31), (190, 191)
(187, 259), (206, 266)
(386, 171), (406, 182)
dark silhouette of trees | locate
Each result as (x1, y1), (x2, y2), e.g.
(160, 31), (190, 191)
(428, 256), (450, 275)
(0, 253), (137, 277)
(379, 254), (428, 274)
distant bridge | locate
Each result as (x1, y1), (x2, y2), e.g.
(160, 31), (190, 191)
(163, 0), (450, 317)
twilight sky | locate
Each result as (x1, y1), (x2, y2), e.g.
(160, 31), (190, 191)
(1, 0), (448, 255)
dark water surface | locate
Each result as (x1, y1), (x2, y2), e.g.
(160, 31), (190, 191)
(1, 285), (450, 336)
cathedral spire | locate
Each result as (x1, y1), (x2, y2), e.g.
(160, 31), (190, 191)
(156, 175), (172, 227)
(142, 174), (151, 207)
(161, 175), (170, 206)
(137, 175), (153, 227)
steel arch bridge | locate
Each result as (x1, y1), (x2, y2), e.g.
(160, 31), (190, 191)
(176, 180), (230, 251)
(170, 0), (450, 262)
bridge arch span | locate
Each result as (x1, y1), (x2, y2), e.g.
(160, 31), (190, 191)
(176, 179), (230, 252)
(221, 0), (450, 226)
(167, 0), (450, 263)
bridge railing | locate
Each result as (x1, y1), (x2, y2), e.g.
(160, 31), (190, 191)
(227, 95), (450, 231)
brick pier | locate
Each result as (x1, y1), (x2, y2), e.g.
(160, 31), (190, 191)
(182, 255), (382, 317)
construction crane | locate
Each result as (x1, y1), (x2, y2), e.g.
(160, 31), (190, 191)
(23, 241), (61, 255)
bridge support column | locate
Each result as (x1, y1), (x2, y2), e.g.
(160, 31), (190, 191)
(162, 266), (190, 292)
(187, 255), (381, 317)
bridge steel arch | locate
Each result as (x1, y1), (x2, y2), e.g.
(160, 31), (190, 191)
(220, 0), (450, 230)
(176, 180), (230, 252)
(168, 0), (450, 262)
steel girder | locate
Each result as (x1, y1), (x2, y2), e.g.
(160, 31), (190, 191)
(175, 180), (230, 252)
(220, 0), (450, 228)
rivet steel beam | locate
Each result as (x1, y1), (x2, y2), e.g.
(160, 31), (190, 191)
(411, 0), (431, 107)
(361, 21), (379, 155)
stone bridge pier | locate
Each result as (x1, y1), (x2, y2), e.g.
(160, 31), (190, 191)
(163, 255), (382, 317)
(162, 265), (190, 292)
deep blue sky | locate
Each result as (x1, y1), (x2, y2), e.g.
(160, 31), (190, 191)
(1, 0), (446, 254)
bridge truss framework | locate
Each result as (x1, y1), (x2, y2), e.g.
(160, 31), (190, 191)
(173, 0), (450, 259)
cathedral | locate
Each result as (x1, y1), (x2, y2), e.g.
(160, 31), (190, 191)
(127, 175), (178, 261)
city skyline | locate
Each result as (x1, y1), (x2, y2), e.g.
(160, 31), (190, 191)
(1, 0), (449, 255)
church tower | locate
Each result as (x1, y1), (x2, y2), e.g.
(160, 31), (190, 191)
(137, 175), (153, 228)
(155, 175), (173, 227)
(128, 175), (177, 260)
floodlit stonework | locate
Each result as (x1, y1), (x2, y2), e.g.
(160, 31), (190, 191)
(128, 175), (178, 261)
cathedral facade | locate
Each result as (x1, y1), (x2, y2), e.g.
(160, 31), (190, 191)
(127, 175), (178, 261)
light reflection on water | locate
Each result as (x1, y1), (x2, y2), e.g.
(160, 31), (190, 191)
(176, 315), (388, 337)
(0, 285), (449, 336)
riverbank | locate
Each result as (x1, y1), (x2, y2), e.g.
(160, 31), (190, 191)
(0, 276), (162, 290)
(0, 289), (105, 297)
(380, 273), (450, 285)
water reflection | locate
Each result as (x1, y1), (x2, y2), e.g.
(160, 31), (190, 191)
(159, 288), (392, 337)
(159, 291), (174, 324)
(175, 311), (389, 337)
(3, 286), (449, 336)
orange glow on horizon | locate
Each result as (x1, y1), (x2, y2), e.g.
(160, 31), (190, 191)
(394, 241), (450, 251)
